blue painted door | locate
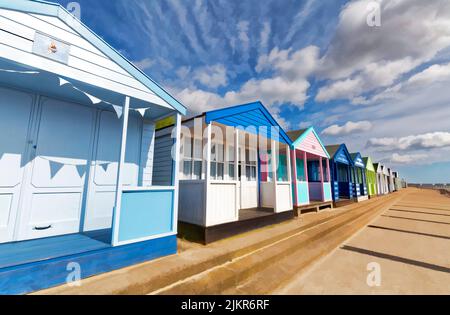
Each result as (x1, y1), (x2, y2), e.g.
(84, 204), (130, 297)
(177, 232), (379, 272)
(0, 87), (33, 243)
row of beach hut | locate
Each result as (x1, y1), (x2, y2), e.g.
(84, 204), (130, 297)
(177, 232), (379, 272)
(0, 0), (406, 294)
(175, 103), (405, 243)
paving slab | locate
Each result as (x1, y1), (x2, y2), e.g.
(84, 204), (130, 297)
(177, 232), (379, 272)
(276, 189), (450, 295)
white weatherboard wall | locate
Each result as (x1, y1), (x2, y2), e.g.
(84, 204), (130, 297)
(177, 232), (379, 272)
(0, 84), (155, 242)
(206, 182), (238, 227)
(153, 129), (174, 186)
(0, 8), (169, 107)
(178, 181), (206, 226)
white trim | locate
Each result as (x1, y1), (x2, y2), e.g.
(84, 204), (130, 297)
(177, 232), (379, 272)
(172, 114), (182, 236)
(122, 186), (176, 192)
(204, 123), (212, 226)
(271, 139), (278, 213)
(113, 231), (177, 247)
(286, 146), (293, 210)
(111, 96), (130, 247)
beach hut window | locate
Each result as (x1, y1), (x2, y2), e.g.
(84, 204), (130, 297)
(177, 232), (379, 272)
(322, 161), (329, 182)
(337, 165), (348, 182)
(296, 157), (306, 181)
(211, 142), (225, 180)
(277, 154), (289, 182)
(307, 160), (321, 182)
(357, 168), (363, 184)
(181, 137), (203, 180)
(245, 149), (257, 181)
(227, 145), (236, 180)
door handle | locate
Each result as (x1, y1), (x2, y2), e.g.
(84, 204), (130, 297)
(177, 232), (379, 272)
(34, 225), (52, 231)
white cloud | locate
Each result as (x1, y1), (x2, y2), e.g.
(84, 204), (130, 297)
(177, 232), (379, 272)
(133, 57), (155, 70)
(322, 120), (372, 136)
(175, 45), (320, 118)
(256, 46), (320, 80)
(316, 0), (450, 102)
(259, 21), (271, 53)
(193, 64), (228, 89)
(237, 21), (250, 54)
(316, 77), (362, 102)
(368, 132), (450, 150)
(176, 76), (310, 117)
(407, 62), (450, 86)
(391, 153), (428, 164)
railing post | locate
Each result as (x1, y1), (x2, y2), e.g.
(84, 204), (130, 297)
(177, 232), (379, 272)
(319, 157), (324, 201)
(271, 139), (278, 212)
(204, 122), (212, 226)
(172, 114), (182, 233)
(112, 96), (130, 247)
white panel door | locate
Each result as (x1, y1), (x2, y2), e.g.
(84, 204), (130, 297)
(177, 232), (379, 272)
(0, 87), (33, 243)
(83, 110), (141, 231)
(16, 97), (95, 241)
(239, 148), (259, 210)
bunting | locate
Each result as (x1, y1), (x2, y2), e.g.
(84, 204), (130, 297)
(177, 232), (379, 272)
(98, 162), (111, 173)
(58, 77), (123, 118)
(48, 160), (65, 179)
(135, 108), (148, 117)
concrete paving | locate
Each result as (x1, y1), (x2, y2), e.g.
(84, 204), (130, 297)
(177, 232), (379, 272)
(276, 189), (450, 295)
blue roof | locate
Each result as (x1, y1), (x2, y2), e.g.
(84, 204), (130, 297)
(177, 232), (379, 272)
(0, 0), (187, 115)
(326, 144), (354, 166)
(204, 101), (292, 144)
(350, 152), (365, 169)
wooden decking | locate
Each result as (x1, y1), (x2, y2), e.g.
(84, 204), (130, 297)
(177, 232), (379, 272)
(0, 231), (177, 295)
(334, 198), (356, 208)
(295, 201), (334, 215)
(0, 230), (111, 270)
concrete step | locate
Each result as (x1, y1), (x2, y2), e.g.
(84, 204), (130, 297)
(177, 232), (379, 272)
(152, 193), (401, 295)
(226, 195), (399, 294)
(37, 192), (403, 295)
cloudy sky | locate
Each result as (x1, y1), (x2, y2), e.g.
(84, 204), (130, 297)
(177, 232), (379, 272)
(55, 0), (450, 183)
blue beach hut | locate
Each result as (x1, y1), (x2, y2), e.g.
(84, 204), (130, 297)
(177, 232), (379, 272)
(177, 102), (294, 244)
(0, 0), (186, 294)
(325, 144), (356, 207)
(350, 152), (369, 201)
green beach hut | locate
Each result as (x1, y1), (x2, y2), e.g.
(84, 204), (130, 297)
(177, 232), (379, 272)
(363, 157), (378, 197)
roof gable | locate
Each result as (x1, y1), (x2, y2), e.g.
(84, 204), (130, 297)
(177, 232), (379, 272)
(326, 144), (353, 165)
(0, 0), (186, 115)
(363, 157), (376, 172)
(289, 127), (330, 158)
(350, 152), (365, 169)
(204, 101), (292, 144)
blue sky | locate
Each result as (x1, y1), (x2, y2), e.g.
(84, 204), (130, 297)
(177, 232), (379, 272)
(54, 0), (450, 183)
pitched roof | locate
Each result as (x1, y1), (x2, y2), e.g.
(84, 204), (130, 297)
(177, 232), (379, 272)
(204, 101), (292, 144)
(1, 0), (187, 115)
(325, 145), (342, 158)
(286, 129), (307, 142)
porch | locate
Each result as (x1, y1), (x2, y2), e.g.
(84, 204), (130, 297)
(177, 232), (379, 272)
(0, 1), (185, 294)
(0, 229), (177, 294)
(177, 102), (294, 243)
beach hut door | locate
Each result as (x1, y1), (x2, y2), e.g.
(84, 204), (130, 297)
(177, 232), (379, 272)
(239, 148), (259, 210)
(0, 89), (33, 244)
(15, 98), (95, 241)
